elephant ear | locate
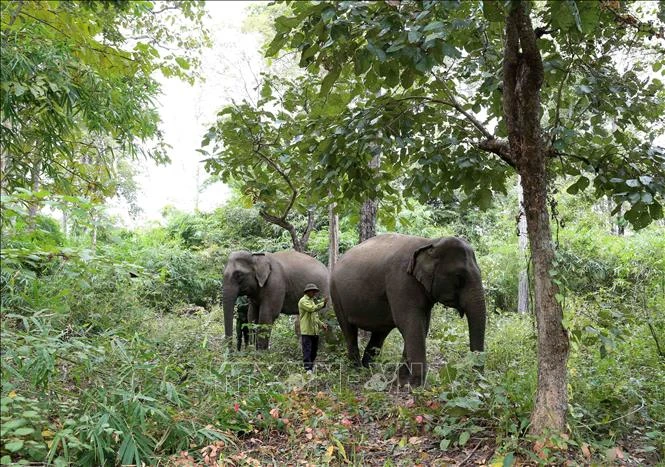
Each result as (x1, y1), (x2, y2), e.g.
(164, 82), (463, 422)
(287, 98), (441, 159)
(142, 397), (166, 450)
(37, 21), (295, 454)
(406, 243), (435, 294)
(252, 253), (271, 287)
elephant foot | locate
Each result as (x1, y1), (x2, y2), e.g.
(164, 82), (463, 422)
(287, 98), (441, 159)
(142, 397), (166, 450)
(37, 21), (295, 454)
(397, 362), (426, 387)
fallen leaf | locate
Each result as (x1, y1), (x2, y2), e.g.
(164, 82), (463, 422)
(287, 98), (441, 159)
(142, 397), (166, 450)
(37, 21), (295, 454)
(415, 415), (424, 424)
(581, 443), (591, 459)
(409, 436), (423, 445)
(341, 417), (353, 428)
(269, 407), (279, 418)
(405, 398), (415, 408)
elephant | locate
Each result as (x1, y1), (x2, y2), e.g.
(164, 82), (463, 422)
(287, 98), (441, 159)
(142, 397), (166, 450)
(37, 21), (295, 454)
(330, 233), (486, 386)
(222, 250), (329, 350)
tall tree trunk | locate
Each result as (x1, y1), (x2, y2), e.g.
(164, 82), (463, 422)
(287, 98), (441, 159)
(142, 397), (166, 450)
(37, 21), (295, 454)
(517, 176), (529, 313)
(359, 152), (381, 243)
(503, 2), (569, 437)
(328, 201), (339, 270)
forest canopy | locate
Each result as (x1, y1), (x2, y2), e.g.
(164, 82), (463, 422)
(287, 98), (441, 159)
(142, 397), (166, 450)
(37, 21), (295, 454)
(1, 1), (664, 465)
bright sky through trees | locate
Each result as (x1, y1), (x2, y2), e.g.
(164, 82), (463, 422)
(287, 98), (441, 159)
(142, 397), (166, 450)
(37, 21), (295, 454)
(118, 1), (261, 224)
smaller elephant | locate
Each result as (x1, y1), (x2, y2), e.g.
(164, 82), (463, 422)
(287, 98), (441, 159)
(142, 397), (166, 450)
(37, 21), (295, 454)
(330, 234), (486, 386)
(222, 250), (329, 350)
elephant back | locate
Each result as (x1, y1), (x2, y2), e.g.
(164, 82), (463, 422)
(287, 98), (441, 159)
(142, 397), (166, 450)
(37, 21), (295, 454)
(271, 251), (330, 314)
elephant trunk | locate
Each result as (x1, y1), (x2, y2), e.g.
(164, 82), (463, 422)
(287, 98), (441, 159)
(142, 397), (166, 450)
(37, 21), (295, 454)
(462, 282), (486, 352)
(222, 282), (239, 340)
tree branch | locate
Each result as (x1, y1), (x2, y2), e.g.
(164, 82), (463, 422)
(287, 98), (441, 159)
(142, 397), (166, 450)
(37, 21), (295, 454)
(394, 95), (517, 168)
(299, 208), (316, 250)
(255, 148), (297, 220)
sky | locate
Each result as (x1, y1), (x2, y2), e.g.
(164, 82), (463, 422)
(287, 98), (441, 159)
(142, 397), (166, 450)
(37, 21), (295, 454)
(115, 1), (262, 226)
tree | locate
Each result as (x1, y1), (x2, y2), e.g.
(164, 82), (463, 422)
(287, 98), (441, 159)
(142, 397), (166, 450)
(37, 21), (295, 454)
(1, 1), (209, 214)
(201, 73), (350, 252)
(264, 0), (665, 437)
(359, 152), (381, 243)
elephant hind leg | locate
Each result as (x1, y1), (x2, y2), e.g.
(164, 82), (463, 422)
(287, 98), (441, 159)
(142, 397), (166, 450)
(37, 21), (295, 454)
(361, 330), (390, 367)
(331, 286), (361, 366)
(343, 323), (361, 366)
(335, 313), (360, 365)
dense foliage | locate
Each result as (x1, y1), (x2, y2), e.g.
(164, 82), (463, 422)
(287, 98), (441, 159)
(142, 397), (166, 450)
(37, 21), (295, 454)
(2, 183), (664, 464)
(1, 0), (209, 205)
(2, 0), (664, 465)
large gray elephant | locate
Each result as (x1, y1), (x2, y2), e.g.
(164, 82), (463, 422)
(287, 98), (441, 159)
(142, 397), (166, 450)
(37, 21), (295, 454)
(222, 250), (329, 350)
(330, 234), (486, 385)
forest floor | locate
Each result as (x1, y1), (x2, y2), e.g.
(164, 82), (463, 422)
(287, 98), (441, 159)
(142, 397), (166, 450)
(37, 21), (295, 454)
(168, 359), (655, 466)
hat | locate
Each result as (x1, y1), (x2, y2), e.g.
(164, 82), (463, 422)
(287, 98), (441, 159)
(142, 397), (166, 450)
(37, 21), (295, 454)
(303, 283), (320, 293)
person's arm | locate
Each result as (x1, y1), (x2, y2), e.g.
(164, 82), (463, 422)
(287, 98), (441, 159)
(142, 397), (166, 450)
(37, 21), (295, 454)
(299, 296), (320, 314)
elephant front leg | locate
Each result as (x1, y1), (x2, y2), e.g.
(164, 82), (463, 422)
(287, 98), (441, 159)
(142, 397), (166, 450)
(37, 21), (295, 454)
(256, 304), (280, 350)
(397, 323), (428, 386)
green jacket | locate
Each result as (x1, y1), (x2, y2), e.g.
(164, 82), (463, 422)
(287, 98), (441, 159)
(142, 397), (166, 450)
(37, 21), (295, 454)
(298, 294), (325, 336)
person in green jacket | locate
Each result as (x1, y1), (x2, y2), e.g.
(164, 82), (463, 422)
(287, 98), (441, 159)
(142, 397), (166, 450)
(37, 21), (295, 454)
(298, 283), (327, 372)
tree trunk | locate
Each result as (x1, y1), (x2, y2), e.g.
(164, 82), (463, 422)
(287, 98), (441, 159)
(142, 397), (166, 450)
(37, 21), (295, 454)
(328, 201), (339, 270)
(520, 161), (569, 437)
(517, 176), (529, 313)
(359, 198), (378, 243)
(359, 152), (381, 243)
(503, 2), (569, 437)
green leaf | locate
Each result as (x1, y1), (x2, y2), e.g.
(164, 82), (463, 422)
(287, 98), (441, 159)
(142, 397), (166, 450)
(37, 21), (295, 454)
(649, 202), (663, 219)
(320, 67), (341, 96)
(477, 189), (492, 209)
(482, 0), (504, 22)
(366, 42), (387, 62)
(458, 431), (470, 446)
(5, 440), (23, 452)
(400, 68), (415, 89)
(423, 21), (444, 32)
(13, 427), (35, 436)
(503, 452), (516, 466)
(354, 48), (372, 75)
(175, 57), (190, 70)
(275, 15), (301, 31)
(383, 63), (400, 88)
(407, 30), (422, 43)
(567, 176), (590, 194)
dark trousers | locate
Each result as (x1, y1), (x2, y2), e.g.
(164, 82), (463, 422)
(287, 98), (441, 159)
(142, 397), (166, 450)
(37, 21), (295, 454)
(301, 335), (319, 371)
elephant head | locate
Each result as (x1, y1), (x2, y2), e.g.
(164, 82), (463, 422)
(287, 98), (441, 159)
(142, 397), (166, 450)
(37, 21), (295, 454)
(222, 251), (271, 340)
(407, 237), (486, 352)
